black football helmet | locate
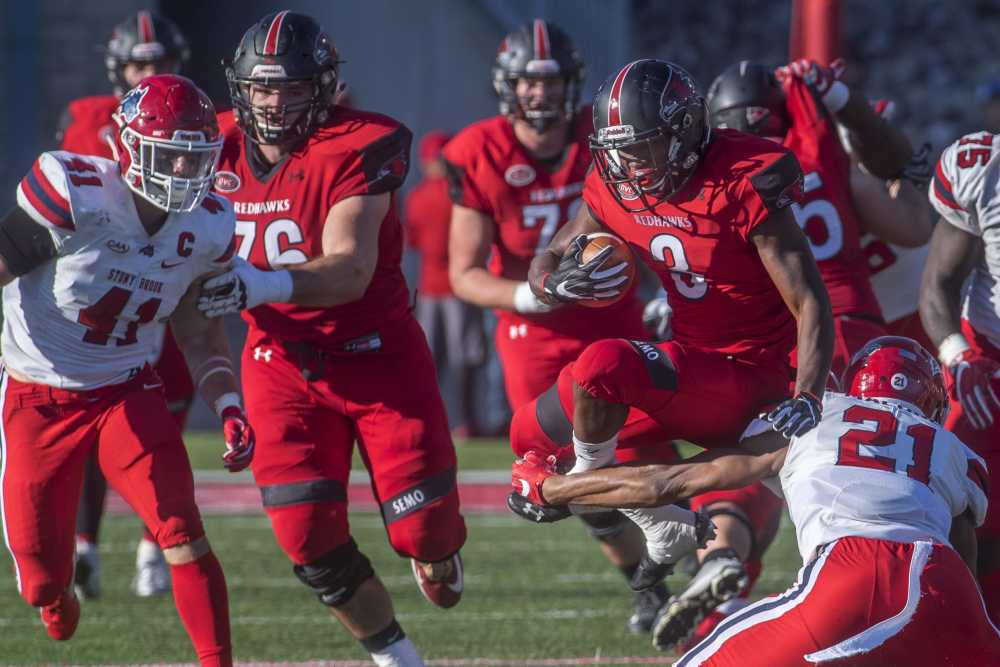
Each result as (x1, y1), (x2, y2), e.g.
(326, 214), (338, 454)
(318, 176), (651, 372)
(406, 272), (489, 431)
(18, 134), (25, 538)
(707, 61), (789, 138)
(492, 19), (585, 132)
(226, 11), (342, 145)
(590, 60), (710, 212)
(105, 11), (189, 96)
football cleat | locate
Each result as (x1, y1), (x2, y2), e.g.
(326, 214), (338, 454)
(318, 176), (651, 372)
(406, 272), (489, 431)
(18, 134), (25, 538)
(652, 550), (749, 652)
(506, 491), (572, 523)
(677, 598), (750, 654)
(411, 552), (463, 609)
(132, 538), (171, 597)
(74, 539), (101, 600)
(40, 589), (80, 641)
(627, 581), (670, 634)
(630, 552), (676, 592)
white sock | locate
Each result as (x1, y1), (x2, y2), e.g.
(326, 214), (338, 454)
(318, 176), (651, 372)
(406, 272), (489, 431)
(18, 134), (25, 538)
(622, 505), (703, 564)
(570, 432), (618, 474)
(370, 637), (425, 667)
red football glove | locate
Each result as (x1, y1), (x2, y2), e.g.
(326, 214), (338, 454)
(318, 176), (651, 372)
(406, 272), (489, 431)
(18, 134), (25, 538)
(221, 405), (255, 472)
(774, 58), (845, 95)
(511, 451), (558, 505)
(948, 350), (1000, 430)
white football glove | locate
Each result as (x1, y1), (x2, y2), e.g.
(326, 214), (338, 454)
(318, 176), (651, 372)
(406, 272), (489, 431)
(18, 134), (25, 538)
(512, 281), (555, 314)
(197, 258), (294, 318)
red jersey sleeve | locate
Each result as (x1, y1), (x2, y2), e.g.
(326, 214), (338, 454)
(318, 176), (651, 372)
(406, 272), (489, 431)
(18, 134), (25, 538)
(441, 130), (492, 214)
(327, 125), (412, 206)
(736, 149), (804, 240)
(582, 167), (610, 223)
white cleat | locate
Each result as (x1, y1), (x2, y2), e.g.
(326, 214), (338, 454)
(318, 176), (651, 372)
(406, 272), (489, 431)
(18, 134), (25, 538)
(74, 539), (102, 600)
(132, 538), (171, 597)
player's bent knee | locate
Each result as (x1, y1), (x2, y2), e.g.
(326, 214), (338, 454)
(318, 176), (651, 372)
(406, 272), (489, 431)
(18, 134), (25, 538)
(293, 537), (375, 607)
(578, 509), (630, 543)
(572, 339), (676, 404)
(387, 488), (466, 562)
(510, 385), (572, 458)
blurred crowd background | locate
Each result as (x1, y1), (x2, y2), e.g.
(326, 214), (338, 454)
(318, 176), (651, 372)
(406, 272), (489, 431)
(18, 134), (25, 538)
(1, 0), (997, 430)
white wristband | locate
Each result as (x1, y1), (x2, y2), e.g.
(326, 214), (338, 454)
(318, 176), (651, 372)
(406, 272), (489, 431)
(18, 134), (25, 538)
(822, 80), (850, 114)
(213, 392), (242, 417)
(513, 281), (553, 314)
(259, 268), (294, 304)
(938, 333), (971, 367)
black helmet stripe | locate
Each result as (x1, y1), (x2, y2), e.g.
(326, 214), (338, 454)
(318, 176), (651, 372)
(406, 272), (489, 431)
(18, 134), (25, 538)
(607, 60), (639, 127)
(263, 10), (290, 56)
(137, 10), (155, 43)
(533, 19), (550, 60)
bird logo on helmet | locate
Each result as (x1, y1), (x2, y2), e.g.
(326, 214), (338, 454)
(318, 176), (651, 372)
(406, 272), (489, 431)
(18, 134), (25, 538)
(226, 11), (343, 145)
(111, 75), (223, 213)
(492, 19), (585, 133)
(590, 60), (710, 213)
(841, 336), (948, 423)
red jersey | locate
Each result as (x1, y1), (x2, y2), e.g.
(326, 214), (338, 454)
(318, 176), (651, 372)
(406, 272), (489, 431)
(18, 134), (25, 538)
(216, 108), (412, 346)
(443, 111), (641, 336)
(58, 95), (118, 159)
(583, 129), (802, 363)
(403, 176), (453, 297)
(782, 77), (882, 320)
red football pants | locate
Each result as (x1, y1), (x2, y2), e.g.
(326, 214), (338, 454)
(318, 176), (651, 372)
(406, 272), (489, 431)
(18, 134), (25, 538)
(243, 317), (466, 565)
(494, 309), (647, 411)
(155, 326), (195, 427)
(0, 367), (205, 607)
(676, 537), (1000, 666)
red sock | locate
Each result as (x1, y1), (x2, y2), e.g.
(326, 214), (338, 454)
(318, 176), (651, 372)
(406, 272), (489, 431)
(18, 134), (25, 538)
(170, 551), (232, 667)
(979, 567), (1000, 628)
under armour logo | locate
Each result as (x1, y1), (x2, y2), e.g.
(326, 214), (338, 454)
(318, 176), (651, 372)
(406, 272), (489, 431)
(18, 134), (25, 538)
(254, 347), (272, 362)
(509, 324), (528, 340)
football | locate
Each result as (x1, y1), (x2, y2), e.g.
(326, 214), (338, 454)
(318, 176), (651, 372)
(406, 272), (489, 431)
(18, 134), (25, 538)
(577, 232), (636, 308)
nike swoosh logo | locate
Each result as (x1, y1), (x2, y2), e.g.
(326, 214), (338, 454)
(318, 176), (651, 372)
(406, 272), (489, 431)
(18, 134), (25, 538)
(161, 260), (184, 269)
(447, 554), (464, 593)
(143, 383), (162, 390)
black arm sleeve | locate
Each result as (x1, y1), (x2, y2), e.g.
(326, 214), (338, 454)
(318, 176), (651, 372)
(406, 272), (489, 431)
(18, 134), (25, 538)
(0, 207), (58, 276)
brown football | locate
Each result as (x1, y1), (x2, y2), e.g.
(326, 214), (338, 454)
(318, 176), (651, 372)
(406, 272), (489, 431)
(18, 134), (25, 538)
(577, 232), (636, 308)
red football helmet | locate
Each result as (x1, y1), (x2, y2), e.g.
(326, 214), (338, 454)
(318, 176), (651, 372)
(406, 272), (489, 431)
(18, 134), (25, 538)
(111, 74), (222, 213)
(841, 336), (948, 422)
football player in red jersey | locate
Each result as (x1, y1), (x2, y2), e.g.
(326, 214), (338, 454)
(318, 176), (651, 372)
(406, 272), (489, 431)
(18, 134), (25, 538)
(195, 12), (465, 667)
(516, 58), (833, 628)
(643, 59), (928, 652)
(57, 10), (192, 600)
(445, 20), (675, 634)
(405, 131), (484, 440)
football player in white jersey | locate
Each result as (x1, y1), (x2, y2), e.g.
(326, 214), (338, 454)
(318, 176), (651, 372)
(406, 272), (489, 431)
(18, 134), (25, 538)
(0, 74), (249, 667)
(921, 129), (1000, 626)
(513, 336), (1000, 664)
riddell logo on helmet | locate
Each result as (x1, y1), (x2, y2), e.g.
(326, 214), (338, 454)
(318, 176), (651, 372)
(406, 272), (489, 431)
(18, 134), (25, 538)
(250, 64), (288, 79)
(598, 125), (635, 142)
(214, 171), (242, 193)
(505, 164), (536, 187)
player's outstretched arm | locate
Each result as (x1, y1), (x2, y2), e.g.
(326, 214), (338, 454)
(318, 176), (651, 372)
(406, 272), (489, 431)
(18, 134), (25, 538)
(533, 447), (786, 509)
(836, 88), (913, 180)
(753, 207), (834, 431)
(171, 281), (254, 473)
(448, 204), (548, 312)
(527, 202), (606, 304)
(850, 165), (933, 247)
(920, 221), (979, 346)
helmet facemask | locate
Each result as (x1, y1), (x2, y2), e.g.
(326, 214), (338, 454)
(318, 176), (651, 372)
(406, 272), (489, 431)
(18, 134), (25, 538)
(495, 70), (579, 133)
(227, 70), (337, 145)
(118, 126), (222, 213)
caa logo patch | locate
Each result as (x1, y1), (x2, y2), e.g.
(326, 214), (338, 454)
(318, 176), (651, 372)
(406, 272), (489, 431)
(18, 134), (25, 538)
(214, 171), (242, 193)
(505, 164), (536, 187)
(106, 239), (129, 254)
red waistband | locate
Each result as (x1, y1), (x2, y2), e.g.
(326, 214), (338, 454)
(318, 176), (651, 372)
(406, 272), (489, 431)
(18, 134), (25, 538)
(2, 365), (161, 405)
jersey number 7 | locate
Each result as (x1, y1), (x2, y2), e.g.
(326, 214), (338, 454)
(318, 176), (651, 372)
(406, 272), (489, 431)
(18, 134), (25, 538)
(836, 404), (934, 485)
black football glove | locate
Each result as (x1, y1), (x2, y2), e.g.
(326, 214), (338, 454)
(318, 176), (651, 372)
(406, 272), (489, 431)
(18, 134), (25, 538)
(542, 235), (629, 303)
(767, 391), (822, 438)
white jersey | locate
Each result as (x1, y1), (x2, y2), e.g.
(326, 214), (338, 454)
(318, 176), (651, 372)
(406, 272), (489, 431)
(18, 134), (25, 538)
(861, 233), (929, 323)
(930, 131), (1000, 347)
(780, 393), (988, 562)
(6, 151), (236, 389)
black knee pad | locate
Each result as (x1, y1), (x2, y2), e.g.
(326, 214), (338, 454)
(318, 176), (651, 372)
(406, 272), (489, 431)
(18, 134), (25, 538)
(292, 537), (375, 607)
(578, 509), (630, 542)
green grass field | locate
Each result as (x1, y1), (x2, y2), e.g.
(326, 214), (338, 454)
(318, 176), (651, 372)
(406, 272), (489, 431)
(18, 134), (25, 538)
(0, 435), (801, 666)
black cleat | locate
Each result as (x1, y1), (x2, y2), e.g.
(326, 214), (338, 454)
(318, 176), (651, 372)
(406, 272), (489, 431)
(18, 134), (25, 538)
(506, 492), (572, 523)
(630, 553), (675, 592)
(627, 581), (670, 634)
